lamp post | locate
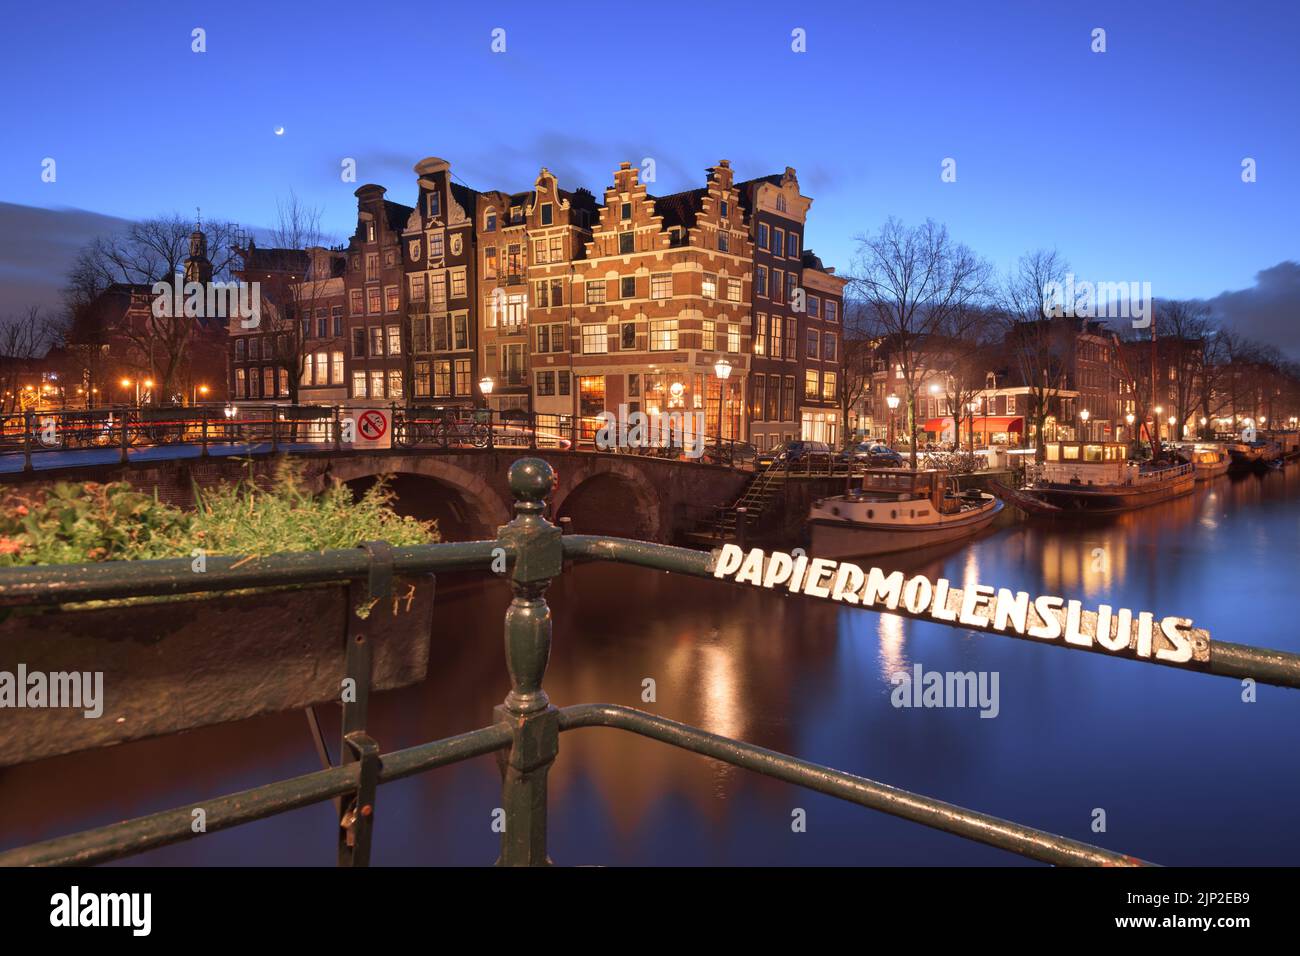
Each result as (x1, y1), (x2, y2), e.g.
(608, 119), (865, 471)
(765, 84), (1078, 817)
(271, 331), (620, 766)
(886, 392), (900, 450)
(1079, 408), (1090, 442)
(479, 376), (494, 409)
(713, 358), (732, 444)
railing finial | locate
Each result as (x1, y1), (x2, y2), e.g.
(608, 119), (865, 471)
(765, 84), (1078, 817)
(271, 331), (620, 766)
(508, 457), (557, 517)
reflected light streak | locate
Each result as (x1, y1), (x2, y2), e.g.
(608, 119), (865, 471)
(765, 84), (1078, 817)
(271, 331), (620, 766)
(877, 612), (907, 681)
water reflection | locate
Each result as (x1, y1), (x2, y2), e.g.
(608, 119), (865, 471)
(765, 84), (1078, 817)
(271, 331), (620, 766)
(2, 467), (1299, 865)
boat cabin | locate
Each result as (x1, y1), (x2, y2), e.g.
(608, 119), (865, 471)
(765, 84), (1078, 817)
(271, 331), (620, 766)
(1038, 441), (1133, 485)
(847, 468), (972, 514)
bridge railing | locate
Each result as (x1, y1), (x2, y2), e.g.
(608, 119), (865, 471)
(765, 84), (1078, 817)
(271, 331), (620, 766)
(2, 456), (1297, 867)
(1, 404), (756, 472)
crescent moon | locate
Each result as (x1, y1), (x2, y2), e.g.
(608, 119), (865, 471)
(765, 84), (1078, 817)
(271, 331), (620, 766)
(274, 127), (285, 136)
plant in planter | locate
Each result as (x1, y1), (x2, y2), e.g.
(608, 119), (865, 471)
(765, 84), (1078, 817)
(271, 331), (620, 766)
(0, 462), (442, 766)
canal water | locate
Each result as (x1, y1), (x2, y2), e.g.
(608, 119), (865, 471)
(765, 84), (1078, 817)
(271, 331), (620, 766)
(3, 464), (1299, 865)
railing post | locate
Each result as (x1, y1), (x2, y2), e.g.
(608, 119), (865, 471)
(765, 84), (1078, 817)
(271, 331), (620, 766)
(22, 411), (33, 472)
(493, 458), (563, 866)
(200, 407), (209, 457)
(271, 404), (280, 452)
(120, 408), (130, 464)
(333, 405), (343, 451)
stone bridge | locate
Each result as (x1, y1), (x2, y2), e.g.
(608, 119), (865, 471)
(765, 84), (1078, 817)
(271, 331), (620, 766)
(1, 447), (749, 543)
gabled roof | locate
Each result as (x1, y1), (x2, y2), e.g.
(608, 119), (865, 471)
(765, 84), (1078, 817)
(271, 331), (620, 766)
(651, 188), (705, 230)
(733, 174), (785, 214)
(239, 245), (310, 274)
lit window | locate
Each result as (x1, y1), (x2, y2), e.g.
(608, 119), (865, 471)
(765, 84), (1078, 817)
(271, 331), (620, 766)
(650, 319), (678, 351)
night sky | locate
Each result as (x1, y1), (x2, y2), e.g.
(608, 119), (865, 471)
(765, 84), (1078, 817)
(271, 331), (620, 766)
(1, 0), (1296, 349)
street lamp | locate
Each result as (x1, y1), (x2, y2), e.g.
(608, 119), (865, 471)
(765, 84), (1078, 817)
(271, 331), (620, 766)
(1079, 408), (1090, 442)
(886, 393), (900, 449)
(713, 357), (732, 442)
(479, 376), (494, 401)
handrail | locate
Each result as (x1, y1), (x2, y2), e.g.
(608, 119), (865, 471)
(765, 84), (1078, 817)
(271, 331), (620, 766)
(1, 456), (1295, 867)
(0, 404), (756, 473)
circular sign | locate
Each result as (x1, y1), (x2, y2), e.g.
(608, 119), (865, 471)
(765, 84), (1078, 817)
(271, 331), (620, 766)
(358, 409), (388, 441)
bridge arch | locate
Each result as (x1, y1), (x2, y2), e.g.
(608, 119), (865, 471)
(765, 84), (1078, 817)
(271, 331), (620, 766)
(553, 458), (665, 540)
(322, 454), (511, 541)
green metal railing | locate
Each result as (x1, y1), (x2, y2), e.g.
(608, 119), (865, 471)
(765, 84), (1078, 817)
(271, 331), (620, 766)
(2, 457), (1298, 867)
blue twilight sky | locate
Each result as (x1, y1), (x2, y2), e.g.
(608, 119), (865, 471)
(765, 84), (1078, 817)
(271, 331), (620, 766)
(1, 0), (1297, 347)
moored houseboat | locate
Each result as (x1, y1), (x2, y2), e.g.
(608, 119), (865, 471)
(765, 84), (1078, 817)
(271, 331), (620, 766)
(808, 469), (1002, 559)
(1175, 442), (1231, 481)
(1006, 441), (1194, 514)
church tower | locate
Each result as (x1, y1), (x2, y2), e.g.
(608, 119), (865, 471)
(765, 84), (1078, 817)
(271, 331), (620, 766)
(185, 215), (213, 284)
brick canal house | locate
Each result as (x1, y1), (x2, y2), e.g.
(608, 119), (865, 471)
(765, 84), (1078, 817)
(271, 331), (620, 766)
(735, 168), (841, 451)
(564, 160), (753, 441)
(473, 171), (598, 422)
(404, 157), (480, 409)
(342, 184), (413, 407)
(796, 250), (847, 445)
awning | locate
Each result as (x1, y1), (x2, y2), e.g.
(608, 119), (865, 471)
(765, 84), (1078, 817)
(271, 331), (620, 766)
(970, 416), (1023, 432)
(924, 416), (1023, 433)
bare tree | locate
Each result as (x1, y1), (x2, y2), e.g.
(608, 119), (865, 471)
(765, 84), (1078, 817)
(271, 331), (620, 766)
(64, 213), (241, 402)
(0, 307), (54, 414)
(257, 192), (335, 405)
(1157, 299), (1217, 436)
(850, 218), (990, 469)
(998, 250), (1073, 459)
(838, 295), (876, 443)
(933, 303), (999, 452)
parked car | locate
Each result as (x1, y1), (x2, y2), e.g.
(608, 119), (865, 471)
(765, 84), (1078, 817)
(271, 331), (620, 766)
(756, 440), (833, 469)
(700, 440), (758, 467)
(838, 442), (904, 467)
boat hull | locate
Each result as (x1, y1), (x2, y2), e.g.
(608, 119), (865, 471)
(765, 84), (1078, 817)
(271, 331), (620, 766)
(809, 499), (1003, 559)
(1193, 458), (1230, 481)
(1023, 471), (1194, 513)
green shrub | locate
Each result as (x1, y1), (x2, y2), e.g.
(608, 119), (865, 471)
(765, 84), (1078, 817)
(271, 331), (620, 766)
(0, 463), (437, 567)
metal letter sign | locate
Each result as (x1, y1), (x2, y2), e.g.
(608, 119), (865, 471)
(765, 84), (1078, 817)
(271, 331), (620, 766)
(353, 408), (391, 450)
(710, 544), (1211, 667)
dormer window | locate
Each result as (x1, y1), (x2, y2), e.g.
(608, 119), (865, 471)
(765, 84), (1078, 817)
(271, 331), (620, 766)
(620, 202), (632, 220)
(510, 205), (522, 222)
(776, 194), (787, 212)
(485, 210), (497, 232)
(540, 203), (553, 226)
(720, 200), (729, 218)
(428, 191), (441, 217)
(366, 222), (376, 242)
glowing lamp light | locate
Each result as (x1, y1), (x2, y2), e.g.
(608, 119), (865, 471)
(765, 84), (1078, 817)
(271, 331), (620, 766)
(886, 393), (900, 411)
(1125, 413), (1135, 425)
(1080, 409), (1090, 422)
(479, 376), (494, 396)
(713, 358), (732, 381)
